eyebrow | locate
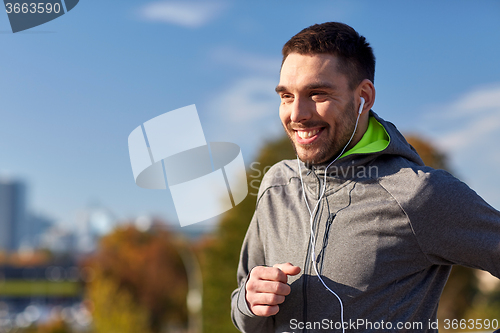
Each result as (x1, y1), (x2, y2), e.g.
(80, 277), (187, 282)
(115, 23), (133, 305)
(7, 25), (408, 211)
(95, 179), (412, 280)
(275, 82), (338, 94)
(305, 82), (337, 90)
(275, 85), (287, 94)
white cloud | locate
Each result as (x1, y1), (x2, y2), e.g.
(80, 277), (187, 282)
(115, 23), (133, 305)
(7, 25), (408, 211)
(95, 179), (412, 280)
(419, 84), (500, 210)
(456, 85), (500, 112)
(209, 46), (281, 74)
(139, 1), (227, 28)
(427, 84), (500, 120)
(422, 84), (500, 151)
(437, 112), (500, 151)
(209, 77), (279, 122)
(203, 76), (283, 152)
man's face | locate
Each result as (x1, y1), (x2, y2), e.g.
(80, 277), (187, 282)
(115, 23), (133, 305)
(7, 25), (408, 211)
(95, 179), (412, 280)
(277, 53), (357, 165)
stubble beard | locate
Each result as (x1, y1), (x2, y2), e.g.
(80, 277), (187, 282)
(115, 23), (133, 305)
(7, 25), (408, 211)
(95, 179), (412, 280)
(286, 98), (357, 167)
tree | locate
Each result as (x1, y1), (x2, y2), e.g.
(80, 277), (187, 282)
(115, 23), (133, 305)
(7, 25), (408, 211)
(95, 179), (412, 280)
(86, 222), (188, 332)
(405, 134), (449, 170)
(21, 319), (71, 333)
(88, 269), (151, 333)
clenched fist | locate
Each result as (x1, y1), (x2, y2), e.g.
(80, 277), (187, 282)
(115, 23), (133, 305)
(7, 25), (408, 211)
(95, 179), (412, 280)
(245, 263), (301, 317)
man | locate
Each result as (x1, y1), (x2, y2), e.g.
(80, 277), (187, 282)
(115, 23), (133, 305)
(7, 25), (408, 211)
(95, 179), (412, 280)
(231, 22), (500, 332)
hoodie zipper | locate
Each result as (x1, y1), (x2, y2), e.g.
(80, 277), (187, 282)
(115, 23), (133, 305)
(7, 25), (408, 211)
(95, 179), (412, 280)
(317, 213), (336, 274)
(302, 176), (323, 333)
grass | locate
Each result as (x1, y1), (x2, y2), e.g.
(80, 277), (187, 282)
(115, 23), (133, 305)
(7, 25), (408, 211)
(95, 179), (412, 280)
(0, 280), (81, 296)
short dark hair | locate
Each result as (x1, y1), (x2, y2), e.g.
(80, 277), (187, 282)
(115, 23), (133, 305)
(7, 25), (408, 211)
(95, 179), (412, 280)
(282, 22), (375, 90)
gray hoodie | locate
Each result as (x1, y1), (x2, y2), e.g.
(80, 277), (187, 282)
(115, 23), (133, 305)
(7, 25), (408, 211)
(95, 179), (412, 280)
(231, 112), (500, 332)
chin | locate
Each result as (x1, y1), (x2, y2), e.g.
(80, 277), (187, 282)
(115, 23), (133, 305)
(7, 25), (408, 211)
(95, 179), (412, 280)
(297, 152), (322, 166)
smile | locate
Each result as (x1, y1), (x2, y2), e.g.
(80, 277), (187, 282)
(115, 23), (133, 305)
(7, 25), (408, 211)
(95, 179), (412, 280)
(294, 127), (324, 144)
(297, 129), (320, 139)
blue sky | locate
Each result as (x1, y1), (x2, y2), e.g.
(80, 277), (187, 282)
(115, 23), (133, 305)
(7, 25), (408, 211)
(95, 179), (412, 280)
(1, 1), (499, 231)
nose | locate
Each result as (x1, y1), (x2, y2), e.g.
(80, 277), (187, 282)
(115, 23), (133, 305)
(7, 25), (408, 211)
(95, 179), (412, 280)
(289, 97), (313, 123)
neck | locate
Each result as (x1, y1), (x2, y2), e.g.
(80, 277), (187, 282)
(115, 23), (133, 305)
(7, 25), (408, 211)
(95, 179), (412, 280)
(346, 112), (370, 152)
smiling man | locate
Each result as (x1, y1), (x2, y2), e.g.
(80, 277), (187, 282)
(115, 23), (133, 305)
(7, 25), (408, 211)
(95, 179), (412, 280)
(231, 22), (500, 332)
(276, 52), (373, 165)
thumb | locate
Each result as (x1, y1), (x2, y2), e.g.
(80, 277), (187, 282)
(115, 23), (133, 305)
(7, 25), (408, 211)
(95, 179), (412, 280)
(273, 263), (301, 276)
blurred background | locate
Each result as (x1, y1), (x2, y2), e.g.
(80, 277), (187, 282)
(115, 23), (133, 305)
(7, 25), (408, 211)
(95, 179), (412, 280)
(1, 1), (499, 332)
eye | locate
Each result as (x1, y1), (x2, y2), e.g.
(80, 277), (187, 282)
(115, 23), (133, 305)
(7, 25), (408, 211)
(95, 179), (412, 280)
(310, 91), (327, 101)
(280, 93), (294, 101)
(310, 91), (325, 96)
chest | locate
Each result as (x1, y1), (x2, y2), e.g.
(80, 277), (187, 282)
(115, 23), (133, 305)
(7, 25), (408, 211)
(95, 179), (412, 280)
(259, 180), (428, 291)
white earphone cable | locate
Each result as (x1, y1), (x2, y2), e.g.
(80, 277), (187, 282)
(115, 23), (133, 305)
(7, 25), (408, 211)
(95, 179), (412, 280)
(297, 98), (364, 332)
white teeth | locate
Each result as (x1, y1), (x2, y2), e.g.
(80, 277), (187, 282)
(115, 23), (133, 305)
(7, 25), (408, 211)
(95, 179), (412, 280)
(297, 129), (319, 139)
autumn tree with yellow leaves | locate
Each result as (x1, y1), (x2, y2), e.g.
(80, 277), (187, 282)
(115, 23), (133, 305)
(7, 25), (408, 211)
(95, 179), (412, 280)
(85, 223), (188, 333)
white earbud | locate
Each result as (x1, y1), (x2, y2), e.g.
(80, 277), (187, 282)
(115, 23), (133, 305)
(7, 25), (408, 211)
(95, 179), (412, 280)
(358, 97), (365, 114)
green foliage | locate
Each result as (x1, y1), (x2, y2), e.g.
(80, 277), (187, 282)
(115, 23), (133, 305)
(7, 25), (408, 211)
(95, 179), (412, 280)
(201, 135), (295, 333)
(405, 134), (450, 171)
(88, 269), (152, 333)
(0, 280), (80, 297)
(464, 289), (500, 321)
(437, 265), (479, 320)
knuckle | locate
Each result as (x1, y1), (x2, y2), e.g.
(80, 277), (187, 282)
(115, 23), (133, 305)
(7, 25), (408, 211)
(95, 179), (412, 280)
(267, 305), (279, 316)
(245, 289), (255, 302)
(270, 294), (285, 305)
(251, 266), (263, 277)
(271, 268), (283, 281)
(246, 279), (255, 292)
(267, 294), (277, 304)
(251, 306), (261, 316)
(255, 308), (265, 316)
(263, 308), (273, 316)
(246, 292), (255, 303)
(283, 284), (291, 295)
(259, 306), (270, 317)
(253, 304), (279, 317)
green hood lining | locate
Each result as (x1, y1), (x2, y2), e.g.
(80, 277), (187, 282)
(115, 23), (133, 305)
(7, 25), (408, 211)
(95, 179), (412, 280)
(340, 115), (390, 158)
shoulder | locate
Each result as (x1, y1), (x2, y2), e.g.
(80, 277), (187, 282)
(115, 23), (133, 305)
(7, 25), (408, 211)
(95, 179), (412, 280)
(377, 159), (456, 201)
(377, 161), (493, 223)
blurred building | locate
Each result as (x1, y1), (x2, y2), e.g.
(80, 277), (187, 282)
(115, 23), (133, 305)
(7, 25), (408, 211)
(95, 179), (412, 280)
(39, 226), (76, 254)
(0, 178), (27, 252)
(25, 213), (54, 250)
(75, 204), (116, 253)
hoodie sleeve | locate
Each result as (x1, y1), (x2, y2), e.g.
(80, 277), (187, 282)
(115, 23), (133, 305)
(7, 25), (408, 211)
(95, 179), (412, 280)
(402, 169), (500, 278)
(231, 213), (275, 332)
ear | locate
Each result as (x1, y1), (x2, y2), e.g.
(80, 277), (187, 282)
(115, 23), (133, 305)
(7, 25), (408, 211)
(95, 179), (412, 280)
(356, 79), (376, 114)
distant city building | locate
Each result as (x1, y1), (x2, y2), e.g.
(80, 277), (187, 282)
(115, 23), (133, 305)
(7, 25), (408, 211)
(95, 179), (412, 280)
(39, 226), (76, 254)
(0, 179), (27, 252)
(75, 205), (116, 253)
(25, 213), (54, 250)
(37, 204), (116, 255)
